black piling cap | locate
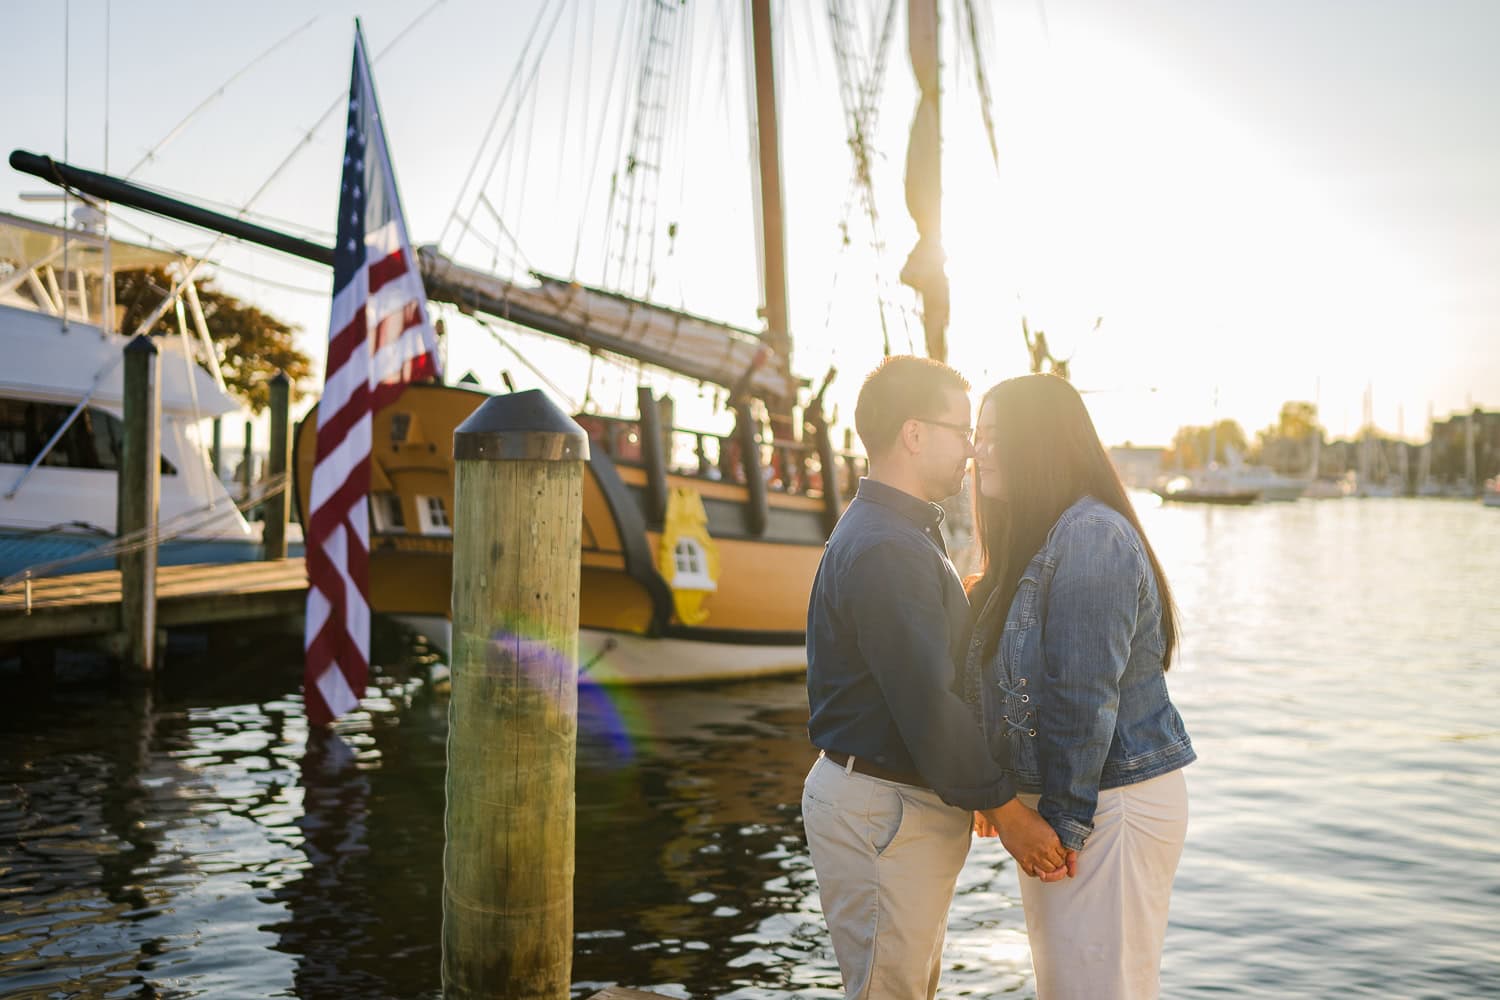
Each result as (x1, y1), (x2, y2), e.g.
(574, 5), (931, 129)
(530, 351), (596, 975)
(453, 388), (588, 462)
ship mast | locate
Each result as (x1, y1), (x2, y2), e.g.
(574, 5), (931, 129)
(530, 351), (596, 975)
(901, 0), (949, 361)
(749, 0), (795, 430)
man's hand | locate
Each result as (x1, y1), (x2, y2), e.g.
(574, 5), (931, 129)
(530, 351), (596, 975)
(976, 799), (1070, 880)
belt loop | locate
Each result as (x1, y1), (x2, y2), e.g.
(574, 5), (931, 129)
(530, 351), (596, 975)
(844, 753), (856, 775)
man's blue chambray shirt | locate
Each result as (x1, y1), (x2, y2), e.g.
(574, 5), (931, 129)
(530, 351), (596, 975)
(806, 478), (1017, 812)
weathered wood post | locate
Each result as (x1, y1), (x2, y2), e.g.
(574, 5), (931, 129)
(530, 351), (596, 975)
(443, 389), (586, 1000)
(240, 419), (254, 502)
(210, 416), (223, 482)
(264, 371), (292, 560)
(118, 334), (160, 676)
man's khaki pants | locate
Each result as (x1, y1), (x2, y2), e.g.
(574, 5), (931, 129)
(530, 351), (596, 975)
(802, 752), (973, 999)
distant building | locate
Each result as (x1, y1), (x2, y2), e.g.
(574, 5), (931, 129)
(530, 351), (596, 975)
(1429, 408), (1500, 485)
(1109, 445), (1167, 489)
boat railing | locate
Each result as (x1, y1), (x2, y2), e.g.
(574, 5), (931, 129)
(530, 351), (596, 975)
(574, 411), (865, 502)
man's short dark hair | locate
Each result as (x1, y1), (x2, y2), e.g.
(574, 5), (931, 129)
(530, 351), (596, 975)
(854, 355), (970, 456)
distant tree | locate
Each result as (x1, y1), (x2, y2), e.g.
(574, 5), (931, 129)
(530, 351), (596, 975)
(115, 267), (312, 413)
(1252, 401), (1324, 472)
(1275, 401), (1319, 440)
(1165, 419), (1247, 469)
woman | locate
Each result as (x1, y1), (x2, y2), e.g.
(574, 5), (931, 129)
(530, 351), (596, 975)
(966, 374), (1195, 999)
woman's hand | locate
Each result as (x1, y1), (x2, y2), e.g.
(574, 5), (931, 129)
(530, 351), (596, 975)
(975, 810), (1079, 881)
(976, 799), (1072, 881)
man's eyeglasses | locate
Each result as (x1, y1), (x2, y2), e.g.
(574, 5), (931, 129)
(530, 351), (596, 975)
(917, 417), (974, 443)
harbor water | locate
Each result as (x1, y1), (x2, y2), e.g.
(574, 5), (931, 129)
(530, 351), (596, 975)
(2, 496), (1497, 998)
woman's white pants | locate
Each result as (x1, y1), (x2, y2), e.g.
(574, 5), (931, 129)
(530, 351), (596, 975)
(1018, 768), (1190, 1000)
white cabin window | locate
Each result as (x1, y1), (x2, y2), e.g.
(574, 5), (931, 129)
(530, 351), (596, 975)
(415, 494), (452, 536)
(671, 537), (715, 591)
(370, 492), (406, 532)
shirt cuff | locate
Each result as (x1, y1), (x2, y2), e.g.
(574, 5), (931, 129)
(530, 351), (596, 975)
(934, 774), (1017, 813)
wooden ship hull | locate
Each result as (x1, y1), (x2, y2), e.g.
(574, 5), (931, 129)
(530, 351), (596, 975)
(294, 382), (859, 685)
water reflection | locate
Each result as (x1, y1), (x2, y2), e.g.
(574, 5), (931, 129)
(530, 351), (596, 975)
(572, 681), (835, 997)
(3, 499), (1498, 997)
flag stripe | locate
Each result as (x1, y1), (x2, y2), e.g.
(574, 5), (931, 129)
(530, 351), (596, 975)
(324, 305), (370, 381)
(314, 383), (371, 472)
(368, 247), (409, 294)
(304, 27), (442, 728)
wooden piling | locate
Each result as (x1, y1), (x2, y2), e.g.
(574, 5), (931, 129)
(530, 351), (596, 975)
(264, 372), (292, 560)
(443, 389), (587, 1000)
(637, 386), (668, 524)
(210, 416), (223, 481)
(240, 419), (253, 501)
(734, 400), (768, 535)
(118, 334), (160, 676)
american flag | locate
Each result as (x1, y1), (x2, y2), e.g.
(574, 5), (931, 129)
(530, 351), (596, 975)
(304, 25), (440, 727)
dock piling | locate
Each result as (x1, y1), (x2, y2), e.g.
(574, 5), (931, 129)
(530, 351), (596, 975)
(240, 419), (253, 502)
(264, 372), (292, 560)
(118, 334), (160, 676)
(442, 390), (588, 1000)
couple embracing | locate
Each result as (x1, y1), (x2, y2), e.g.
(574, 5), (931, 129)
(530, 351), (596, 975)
(802, 357), (1195, 999)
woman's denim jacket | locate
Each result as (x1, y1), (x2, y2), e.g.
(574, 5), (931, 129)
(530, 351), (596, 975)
(964, 496), (1195, 851)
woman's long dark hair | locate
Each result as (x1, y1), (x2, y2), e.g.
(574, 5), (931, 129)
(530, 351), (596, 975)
(970, 374), (1179, 668)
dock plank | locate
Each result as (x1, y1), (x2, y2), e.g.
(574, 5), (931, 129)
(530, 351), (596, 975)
(0, 558), (308, 643)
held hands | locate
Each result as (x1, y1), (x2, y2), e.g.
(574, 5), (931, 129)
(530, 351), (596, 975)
(973, 800), (1077, 882)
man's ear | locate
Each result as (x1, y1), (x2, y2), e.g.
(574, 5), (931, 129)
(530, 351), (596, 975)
(899, 417), (924, 455)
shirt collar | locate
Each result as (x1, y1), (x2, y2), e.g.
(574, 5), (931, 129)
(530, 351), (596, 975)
(854, 477), (947, 532)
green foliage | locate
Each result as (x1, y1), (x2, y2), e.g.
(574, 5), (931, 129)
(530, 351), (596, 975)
(1274, 401), (1321, 441)
(1165, 419), (1247, 469)
(1252, 401), (1325, 472)
(115, 267), (312, 413)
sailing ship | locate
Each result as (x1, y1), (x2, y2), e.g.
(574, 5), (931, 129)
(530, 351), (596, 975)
(9, 0), (974, 683)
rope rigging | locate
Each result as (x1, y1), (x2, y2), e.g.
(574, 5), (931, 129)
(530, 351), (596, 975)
(825, 0), (914, 356)
(960, 0), (1001, 171)
(440, 0), (569, 255)
(604, 0), (689, 299)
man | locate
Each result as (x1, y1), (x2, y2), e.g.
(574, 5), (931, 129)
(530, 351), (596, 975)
(802, 356), (1068, 1000)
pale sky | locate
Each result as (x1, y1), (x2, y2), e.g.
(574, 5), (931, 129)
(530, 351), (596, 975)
(4, 0), (1495, 447)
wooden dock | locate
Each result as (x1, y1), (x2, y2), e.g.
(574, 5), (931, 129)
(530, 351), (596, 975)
(0, 558), (308, 644)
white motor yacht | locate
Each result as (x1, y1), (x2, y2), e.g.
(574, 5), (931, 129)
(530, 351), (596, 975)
(0, 211), (261, 582)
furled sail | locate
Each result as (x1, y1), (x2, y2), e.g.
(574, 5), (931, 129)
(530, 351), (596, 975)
(899, 0), (950, 361)
(418, 247), (795, 402)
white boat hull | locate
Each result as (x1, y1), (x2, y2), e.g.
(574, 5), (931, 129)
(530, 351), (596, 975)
(393, 616), (807, 686)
